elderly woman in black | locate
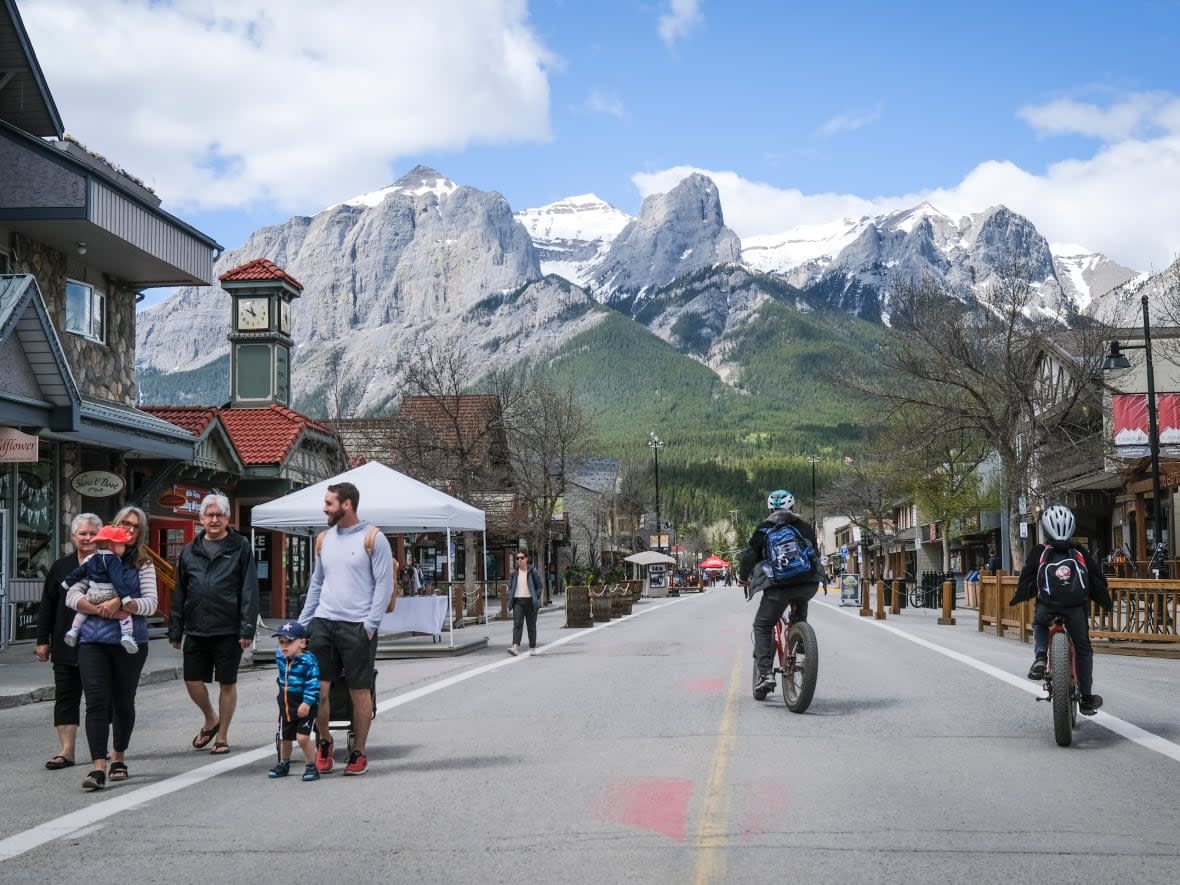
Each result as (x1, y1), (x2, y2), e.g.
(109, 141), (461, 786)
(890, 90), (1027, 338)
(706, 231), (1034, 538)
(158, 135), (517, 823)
(66, 505), (157, 791)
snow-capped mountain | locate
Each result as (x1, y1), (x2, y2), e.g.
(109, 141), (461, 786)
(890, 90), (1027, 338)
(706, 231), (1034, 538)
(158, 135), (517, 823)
(514, 194), (631, 287)
(137, 165), (1146, 415)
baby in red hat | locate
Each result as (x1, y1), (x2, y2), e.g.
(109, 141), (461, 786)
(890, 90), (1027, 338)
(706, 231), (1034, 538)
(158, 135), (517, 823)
(62, 524), (138, 653)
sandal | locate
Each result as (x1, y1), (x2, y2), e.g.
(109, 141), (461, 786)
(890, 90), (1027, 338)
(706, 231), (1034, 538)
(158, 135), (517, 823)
(82, 770), (106, 791)
(210, 742), (231, 755)
(45, 754), (75, 770)
(108, 762), (129, 781)
(191, 722), (220, 750)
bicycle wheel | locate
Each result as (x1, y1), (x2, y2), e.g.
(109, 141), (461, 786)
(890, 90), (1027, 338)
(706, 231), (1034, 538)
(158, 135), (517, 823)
(909, 587), (925, 608)
(783, 622), (819, 713)
(1050, 631), (1073, 747)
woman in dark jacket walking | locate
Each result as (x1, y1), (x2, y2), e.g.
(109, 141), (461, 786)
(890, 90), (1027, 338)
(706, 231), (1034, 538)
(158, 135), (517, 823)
(507, 551), (543, 656)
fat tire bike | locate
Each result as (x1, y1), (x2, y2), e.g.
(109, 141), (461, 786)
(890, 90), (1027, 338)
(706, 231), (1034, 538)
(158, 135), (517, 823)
(1037, 614), (1080, 747)
(752, 603), (819, 713)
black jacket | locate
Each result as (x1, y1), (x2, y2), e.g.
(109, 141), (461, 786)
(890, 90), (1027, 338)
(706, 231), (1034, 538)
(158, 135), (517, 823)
(1010, 542), (1112, 611)
(36, 553), (84, 664)
(738, 510), (823, 587)
(169, 529), (259, 641)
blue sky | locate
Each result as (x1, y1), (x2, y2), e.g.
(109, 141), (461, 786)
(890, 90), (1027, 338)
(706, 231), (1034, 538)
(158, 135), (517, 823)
(19, 0), (1180, 299)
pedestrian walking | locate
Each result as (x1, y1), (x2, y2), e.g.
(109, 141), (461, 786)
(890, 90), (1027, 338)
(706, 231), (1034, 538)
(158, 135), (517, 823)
(506, 550), (543, 656)
(61, 524), (138, 653)
(35, 513), (102, 771)
(298, 481), (395, 776)
(169, 493), (259, 756)
(65, 505), (157, 791)
(268, 621), (321, 782)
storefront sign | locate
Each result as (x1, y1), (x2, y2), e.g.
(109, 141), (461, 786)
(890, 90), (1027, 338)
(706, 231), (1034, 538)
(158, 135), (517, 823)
(0, 428), (39, 463)
(157, 485), (207, 516)
(70, 470), (125, 497)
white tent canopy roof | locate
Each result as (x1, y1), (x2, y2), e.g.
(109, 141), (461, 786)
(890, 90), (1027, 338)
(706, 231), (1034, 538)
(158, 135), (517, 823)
(250, 461), (486, 536)
(623, 550), (677, 566)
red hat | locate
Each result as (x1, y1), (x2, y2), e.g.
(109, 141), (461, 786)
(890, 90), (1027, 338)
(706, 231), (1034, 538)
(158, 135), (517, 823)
(95, 525), (132, 544)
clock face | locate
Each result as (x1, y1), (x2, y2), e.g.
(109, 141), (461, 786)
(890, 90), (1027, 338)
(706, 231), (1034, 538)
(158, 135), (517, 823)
(237, 297), (269, 331)
(280, 299), (291, 334)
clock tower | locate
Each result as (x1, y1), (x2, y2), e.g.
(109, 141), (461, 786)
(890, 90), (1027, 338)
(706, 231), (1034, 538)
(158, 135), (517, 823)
(220, 258), (303, 407)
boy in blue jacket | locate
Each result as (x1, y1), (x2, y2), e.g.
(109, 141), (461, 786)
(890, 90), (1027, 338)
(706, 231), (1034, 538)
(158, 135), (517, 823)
(268, 621), (321, 781)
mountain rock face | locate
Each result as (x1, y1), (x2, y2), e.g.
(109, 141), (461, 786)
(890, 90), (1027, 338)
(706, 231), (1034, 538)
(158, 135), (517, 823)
(588, 173), (742, 298)
(138, 165), (1143, 415)
(1086, 255), (1180, 326)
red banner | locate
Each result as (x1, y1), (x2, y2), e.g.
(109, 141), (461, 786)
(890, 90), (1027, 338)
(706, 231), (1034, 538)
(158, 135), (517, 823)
(1112, 393), (1180, 456)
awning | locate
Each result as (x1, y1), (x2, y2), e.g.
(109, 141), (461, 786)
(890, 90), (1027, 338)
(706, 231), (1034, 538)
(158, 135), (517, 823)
(46, 396), (196, 460)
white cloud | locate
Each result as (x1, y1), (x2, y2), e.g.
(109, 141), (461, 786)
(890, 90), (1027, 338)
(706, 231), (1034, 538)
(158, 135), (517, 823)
(1018, 92), (1180, 141)
(816, 103), (883, 137)
(658, 0), (703, 47)
(20, 0), (554, 213)
(585, 89), (626, 119)
(633, 131), (1180, 272)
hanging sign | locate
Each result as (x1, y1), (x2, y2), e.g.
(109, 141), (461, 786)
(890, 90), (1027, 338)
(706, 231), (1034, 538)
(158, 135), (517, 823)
(70, 470), (125, 497)
(0, 428), (39, 463)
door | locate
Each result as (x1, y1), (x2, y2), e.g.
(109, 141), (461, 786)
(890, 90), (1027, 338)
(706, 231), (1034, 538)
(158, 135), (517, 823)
(152, 517), (194, 617)
(0, 508), (8, 648)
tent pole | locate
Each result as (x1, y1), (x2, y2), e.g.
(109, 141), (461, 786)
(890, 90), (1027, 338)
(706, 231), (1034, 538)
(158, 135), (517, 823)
(447, 528), (454, 648)
(482, 530), (489, 625)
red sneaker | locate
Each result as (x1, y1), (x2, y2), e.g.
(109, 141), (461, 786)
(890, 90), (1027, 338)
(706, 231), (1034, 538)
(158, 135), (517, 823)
(315, 738), (334, 773)
(343, 750), (368, 776)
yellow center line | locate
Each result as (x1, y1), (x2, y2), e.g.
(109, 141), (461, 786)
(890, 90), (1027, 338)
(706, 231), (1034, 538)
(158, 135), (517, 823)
(692, 644), (745, 884)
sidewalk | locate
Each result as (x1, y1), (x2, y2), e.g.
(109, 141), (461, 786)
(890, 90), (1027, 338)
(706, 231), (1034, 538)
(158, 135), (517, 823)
(0, 600), (570, 710)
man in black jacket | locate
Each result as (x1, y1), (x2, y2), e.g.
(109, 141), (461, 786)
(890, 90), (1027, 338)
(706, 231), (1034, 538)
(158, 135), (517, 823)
(169, 494), (259, 754)
(739, 489), (823, 700)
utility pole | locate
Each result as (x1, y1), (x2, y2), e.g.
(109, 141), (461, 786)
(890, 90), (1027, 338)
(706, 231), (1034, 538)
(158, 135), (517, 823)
(648, 431), (664, 551)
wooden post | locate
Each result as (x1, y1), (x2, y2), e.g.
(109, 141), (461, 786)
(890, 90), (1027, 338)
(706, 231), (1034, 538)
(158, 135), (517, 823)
(859, 575), (873, 617)
(874, 579), (887, 620)
(498, 586), (509, 621)
(938, 578), (956, 625)
(890, 579), (901, 615)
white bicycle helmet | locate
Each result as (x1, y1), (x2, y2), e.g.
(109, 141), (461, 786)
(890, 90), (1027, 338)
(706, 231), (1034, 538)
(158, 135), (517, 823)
(1041, 503), (1075, 543)
(767, 489), (796, 512)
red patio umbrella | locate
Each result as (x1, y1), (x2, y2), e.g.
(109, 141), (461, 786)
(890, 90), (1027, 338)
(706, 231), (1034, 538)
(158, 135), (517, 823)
(698, 555), (730, 569)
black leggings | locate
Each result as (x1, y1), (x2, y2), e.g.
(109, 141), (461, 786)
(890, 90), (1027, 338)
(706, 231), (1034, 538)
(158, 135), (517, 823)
(77, 643), (149, 763)
(511, 598), (538, 649)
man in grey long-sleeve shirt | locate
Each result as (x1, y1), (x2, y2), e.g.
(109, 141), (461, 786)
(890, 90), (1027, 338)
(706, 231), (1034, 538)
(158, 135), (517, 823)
(299, 481), (395, 777)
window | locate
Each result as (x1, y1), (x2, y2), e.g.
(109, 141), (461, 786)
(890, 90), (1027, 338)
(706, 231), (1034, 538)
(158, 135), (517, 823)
(66, 279), (105, 342)
(0, 247), (11, 274)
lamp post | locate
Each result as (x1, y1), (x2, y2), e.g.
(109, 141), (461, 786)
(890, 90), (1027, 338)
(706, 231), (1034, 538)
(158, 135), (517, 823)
(648, 431), (664, 551)
(807, 456), (820, 528)
(1103, 293), (1168, 577)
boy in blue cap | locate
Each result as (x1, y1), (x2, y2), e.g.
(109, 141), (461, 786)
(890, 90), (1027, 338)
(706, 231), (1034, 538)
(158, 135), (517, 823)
(268, 621), (321, 781)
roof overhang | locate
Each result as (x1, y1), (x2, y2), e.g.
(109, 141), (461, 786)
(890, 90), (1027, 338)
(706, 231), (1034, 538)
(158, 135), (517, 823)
(0, 274), (80, 431)
(0, 0), (64, 137)
(45, 395), (196, 460)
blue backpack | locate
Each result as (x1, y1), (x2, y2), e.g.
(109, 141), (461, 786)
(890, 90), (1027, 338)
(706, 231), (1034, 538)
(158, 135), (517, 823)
(761, 522), (815, 583)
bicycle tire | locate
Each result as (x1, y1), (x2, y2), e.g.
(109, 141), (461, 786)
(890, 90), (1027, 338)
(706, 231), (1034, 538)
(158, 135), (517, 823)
(1050, 631), (1073, 747)
(783, 622), (818, 713)
(909, 588), (925, 608)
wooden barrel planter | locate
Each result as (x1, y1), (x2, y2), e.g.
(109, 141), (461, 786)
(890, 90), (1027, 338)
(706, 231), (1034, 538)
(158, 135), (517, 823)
(610, 585), (633, 617)
(627, 580), (643, 603)
(565, 585), (592, 628)
(589, 585), (612, 622)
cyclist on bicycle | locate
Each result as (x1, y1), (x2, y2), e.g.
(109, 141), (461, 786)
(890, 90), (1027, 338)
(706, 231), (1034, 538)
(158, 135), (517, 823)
(739, 489), (823, 700)
(1010, 503), (1112, 715)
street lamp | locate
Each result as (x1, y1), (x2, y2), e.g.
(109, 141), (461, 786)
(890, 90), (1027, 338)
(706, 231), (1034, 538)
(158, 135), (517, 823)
(648, 431), (664, 551)
(807, 455), (820, 528)
(1103, 293), (1168, 578)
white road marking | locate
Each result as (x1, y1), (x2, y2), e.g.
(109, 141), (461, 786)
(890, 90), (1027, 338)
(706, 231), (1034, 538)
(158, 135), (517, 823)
(824, 600), (1180, 763)
(0, 599), (677, 863)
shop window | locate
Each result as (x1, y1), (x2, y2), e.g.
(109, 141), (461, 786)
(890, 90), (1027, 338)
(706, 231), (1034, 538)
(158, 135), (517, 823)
(66, 279), (105, 343)
(1, 449), (57, 579)
(0, 247), (11, 273)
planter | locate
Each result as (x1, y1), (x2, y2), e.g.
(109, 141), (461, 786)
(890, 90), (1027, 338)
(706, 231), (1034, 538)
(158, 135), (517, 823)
(589, 585), (612, 622)
(565, 585), (592, 628)
(610, 586), (632, 617)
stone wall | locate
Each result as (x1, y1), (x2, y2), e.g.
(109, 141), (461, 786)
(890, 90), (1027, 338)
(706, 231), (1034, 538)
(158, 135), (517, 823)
(15, 234), (138, 405)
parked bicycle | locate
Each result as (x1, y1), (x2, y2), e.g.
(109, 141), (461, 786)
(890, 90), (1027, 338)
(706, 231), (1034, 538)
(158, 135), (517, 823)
(752, 602), (818, 713)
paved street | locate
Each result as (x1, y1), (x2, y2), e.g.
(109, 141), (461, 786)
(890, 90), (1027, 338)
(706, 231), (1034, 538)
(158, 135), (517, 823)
(1, 590), (1178, 884)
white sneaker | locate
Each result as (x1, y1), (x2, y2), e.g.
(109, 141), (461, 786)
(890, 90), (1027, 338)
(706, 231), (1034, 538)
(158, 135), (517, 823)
(63, 629), (79, 648)
(529, 648), (537, 656)
(120, 635), (139, 654)
(506, 646), (519, 656)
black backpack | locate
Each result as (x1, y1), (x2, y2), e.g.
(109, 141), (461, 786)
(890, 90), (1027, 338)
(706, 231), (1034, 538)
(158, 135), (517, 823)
(1037, 546), (1089, 607)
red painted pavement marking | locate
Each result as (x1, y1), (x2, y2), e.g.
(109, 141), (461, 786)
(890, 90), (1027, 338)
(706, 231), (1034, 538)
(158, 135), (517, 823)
(682, 677), (724, 692)
(591, 776), (694, 842)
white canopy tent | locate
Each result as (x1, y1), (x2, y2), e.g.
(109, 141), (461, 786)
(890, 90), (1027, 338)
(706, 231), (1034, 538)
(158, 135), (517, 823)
(250, 461), (487, 646)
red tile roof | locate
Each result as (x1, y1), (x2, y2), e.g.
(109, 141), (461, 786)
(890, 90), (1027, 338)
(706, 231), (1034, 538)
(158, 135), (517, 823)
(219, 258), (304, 291)
(140, 406), (220, 436)
(219, 404), (333, 465)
